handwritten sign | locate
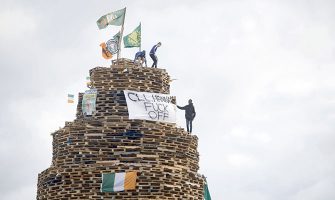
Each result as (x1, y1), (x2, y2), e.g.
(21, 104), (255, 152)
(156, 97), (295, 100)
(124, 90), (176, 123)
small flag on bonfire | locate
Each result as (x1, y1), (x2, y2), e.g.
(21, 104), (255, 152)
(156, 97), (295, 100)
(67, 94), (74, 103)
(101, 171), (137, 192)
(86, 76), (91, 87)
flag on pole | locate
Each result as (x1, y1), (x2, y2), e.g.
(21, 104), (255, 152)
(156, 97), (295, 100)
(108, 31), (121, 54)
(113, 31), (121, 42)
(86, 76), (91, 88)
(101, 172), (137, 192)
(96, 8), (126, 29)
(112, 31), (121, 53)
(67, 94), (74, 103)
(123, 23), (141, 48)
(99, 42), (113, 59)
(99, 32), (121, 60)
(204, 183), (212, 200)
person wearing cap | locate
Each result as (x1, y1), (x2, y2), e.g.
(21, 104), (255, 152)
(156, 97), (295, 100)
(149, 42), (161, 68)
(177, 99), (196, 133)
(134, 50), (147, 67)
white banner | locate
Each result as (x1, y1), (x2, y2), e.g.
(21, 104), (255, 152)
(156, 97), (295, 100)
(124, 90), (176, 123)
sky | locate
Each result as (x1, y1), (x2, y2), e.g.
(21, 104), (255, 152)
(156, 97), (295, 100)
(1, 0), (335, 199)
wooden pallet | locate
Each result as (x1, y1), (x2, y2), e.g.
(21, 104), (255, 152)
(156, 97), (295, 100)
(37, 59), (205, 199)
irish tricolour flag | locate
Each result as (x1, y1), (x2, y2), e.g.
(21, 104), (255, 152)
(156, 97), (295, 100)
(67, 94), (74, 103)
(101, 172), (137, 192)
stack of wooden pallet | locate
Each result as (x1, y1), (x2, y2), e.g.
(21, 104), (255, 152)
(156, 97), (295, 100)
(37, 59), (205, 199)
(111, 58), (135, 66)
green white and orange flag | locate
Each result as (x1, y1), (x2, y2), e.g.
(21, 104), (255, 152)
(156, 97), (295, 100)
(101, 172), (137, 192)
(86, 76), (91, 87)
(67, 94), (74, 103)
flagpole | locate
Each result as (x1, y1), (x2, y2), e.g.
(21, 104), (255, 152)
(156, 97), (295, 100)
(117, 7), (126, 64)
(139, 22), (141, 52)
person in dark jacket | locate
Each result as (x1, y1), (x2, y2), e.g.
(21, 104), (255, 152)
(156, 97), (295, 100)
(177, 99), (196, 133)
(134, 50), (147, 67)
(149, 42), (161, 68)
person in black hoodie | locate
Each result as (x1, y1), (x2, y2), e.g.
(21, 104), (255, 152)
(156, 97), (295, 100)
(149, 42), (161, 68)
(177, 99), (196, 133)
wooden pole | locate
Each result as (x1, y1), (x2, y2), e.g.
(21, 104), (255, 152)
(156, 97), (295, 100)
(139, 22), (141, 52)
(117, 7), (126, 63)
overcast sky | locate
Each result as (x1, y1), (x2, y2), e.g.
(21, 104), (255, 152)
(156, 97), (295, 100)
(1, 0), (335, 199)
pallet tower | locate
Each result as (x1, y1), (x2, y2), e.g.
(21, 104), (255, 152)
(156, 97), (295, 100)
(37, 59), (205, 199)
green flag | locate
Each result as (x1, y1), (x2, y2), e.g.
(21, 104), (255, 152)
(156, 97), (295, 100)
(113, 31), (121, 42)
(97, 8), (126, 29)
(204, 183), (212, 200)
(123, 23), (141, 48)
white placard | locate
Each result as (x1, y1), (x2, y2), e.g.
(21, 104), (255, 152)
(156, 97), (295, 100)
(124, 90), (176, 123)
